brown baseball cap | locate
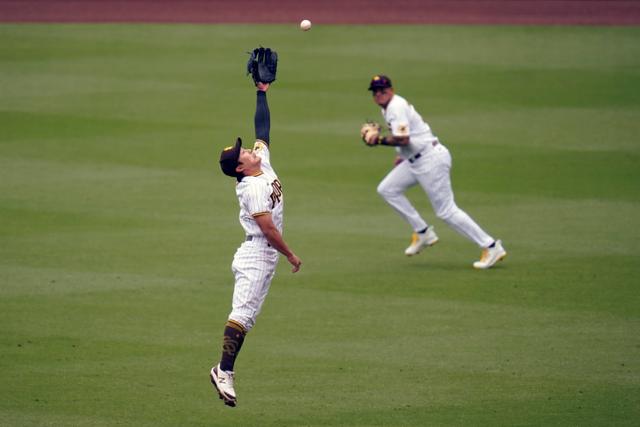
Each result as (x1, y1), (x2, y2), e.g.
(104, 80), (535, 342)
(368, 74), (392, 91)
(219, 137), (243, 179)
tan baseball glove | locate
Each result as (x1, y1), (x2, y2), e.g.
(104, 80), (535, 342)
(360, 122), (381, 146)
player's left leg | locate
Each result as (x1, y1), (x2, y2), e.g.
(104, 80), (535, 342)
(416, 147), (505, 267)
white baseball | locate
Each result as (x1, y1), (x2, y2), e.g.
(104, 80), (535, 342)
(300, 19), (312, 31)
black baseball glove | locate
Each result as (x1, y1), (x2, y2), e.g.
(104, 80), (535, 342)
(247, 47), (278, 85)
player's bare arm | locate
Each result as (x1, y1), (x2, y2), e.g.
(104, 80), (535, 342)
(361, 125), (410, 147)
(364, 135), (410, 147)
(379, 135), (410, 146)
(254, 213), (302, 273)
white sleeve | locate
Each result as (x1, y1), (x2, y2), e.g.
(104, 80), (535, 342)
(253, 140), (270, 165)
(387, 101), (410, 137)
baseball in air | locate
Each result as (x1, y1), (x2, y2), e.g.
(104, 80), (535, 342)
(300, 19), (312, 31)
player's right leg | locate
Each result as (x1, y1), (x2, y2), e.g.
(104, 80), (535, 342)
(404, 224), (439, 256)
(377, 162), (438, 255)
(228, 246), (278, 331)
(210, 363), (238, 407)
(377, 162), (436, 254)
(209, 247), (278, 407)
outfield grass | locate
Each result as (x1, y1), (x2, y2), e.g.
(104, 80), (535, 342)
(1, 23), (639, 426)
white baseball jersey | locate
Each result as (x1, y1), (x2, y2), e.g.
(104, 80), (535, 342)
(229, 139), (283, 332)
(381, 94), (439, 160)
(235, 140), (283, 237)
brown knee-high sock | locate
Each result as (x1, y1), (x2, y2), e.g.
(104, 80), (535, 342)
(219, 320), (246, 372)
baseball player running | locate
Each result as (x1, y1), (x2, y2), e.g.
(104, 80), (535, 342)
(361, 75), (506, 269)
(211, 81), (302, 407)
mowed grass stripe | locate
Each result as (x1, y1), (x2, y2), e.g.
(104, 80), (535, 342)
(1, 23), (639, 426)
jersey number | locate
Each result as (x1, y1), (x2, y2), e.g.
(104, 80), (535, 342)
(269, 179), (282, 209)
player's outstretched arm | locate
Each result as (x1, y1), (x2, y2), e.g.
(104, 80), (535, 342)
(254, 213), (302, 273)
(254, 83), (271, 145)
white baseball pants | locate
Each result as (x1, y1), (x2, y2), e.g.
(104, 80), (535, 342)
(377, 144), (494, 248)
(229, 238), (279, 331)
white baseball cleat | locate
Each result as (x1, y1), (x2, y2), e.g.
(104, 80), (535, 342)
(473, 240), (507, 269)
(404, 226), (439, 256)
(210, 364), (237, 407)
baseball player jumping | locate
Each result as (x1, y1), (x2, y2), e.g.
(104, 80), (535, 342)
(360, 75), (506, 269)
(211, 76), (302, 407)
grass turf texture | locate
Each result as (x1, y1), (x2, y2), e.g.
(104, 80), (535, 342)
(1, 23), (639, 426)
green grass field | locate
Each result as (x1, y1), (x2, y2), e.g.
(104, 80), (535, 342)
(1, 23), (639, 426)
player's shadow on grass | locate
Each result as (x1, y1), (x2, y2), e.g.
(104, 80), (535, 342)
(404, 260), (508, 271)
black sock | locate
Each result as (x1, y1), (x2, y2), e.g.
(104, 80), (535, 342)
(488, 241), (496, 248)
(220, 320), (246, 372)
(417, 227), (428, 234)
